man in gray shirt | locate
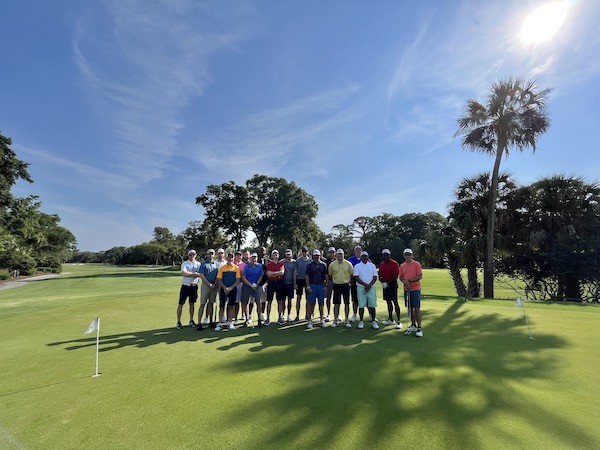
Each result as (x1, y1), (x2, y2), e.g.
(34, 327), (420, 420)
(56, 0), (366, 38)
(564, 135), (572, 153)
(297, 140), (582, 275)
(281, 249), (297, 324)
(293, 246), (311, 323)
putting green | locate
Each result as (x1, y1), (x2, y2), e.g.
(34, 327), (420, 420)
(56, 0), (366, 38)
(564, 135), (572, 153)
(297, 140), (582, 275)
(0, 264), (598, 449)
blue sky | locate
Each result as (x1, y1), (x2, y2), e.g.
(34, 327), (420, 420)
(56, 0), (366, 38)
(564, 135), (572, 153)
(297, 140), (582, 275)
(2, 0), (599, 251)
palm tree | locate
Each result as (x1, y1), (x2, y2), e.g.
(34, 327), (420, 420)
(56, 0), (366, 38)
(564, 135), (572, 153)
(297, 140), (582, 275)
(456, 78), (550, 298)
(449, 172), (518, 298)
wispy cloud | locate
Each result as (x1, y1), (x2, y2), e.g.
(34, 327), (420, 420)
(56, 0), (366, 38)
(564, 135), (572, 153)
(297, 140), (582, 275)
(193, 84), (363, 180)
(73, 0), (249, 182)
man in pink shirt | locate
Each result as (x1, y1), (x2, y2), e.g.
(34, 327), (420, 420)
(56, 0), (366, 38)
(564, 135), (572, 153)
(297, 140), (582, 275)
(399, 248), (423, 337)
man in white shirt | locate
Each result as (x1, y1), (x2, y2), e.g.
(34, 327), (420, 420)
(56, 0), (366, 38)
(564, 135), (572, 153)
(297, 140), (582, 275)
(177, 250), (202, 329)
(353, 251), (379, 330)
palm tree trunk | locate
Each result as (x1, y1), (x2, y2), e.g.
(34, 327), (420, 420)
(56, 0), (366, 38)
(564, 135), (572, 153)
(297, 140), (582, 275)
(484, 140), (505, 298)
(448, 254), (469, 297)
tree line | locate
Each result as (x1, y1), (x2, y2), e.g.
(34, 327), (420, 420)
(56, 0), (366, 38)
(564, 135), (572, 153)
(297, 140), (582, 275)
(1, 132), (76, 278)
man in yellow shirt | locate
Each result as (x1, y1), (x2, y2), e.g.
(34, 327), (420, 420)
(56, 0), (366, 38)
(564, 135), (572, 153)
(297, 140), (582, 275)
(328, 249), (355, 328)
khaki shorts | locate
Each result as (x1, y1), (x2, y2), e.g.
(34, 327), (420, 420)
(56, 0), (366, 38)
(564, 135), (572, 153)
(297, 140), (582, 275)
(200, 283), (218, 305)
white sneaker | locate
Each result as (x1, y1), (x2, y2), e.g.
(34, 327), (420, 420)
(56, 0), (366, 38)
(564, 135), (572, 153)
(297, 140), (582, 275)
(404, 327), (412, 335)
(345, 321), (351, 328)
(247, 320), (253, 327)
(325, 315), (331, 322)
(228, 322), (235, 331)
(331, 321), (337, 328)
(358, 321), (364, 329)
(396, 322), (403, 330)
(307, 321), (313, 329)
(351, 314), (357, 322)
(202, 317), (209, 325)
(372, 321), (380, 330)
(321, 320), (327, 328)
(382, 319), (395, 326)
(215, 324), (222, 332)
(416, 328), (423, 337)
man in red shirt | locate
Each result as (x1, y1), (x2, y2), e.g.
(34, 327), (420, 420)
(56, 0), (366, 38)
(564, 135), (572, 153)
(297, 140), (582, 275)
(399, 248), (423, 337)
(378, 249), (402, 329)
(265, 250), (285, 326)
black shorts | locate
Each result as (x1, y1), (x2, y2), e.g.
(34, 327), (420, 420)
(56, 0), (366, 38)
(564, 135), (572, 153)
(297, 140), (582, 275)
(295, 279), (307, 296)
(267, 279), (285, 302)
(383, 280), (399, 302)
(283, 283), (295, 299)
(178, 285), (198, 305)
(332, 283), (350, 305)
(350, 279), (358, 304)
(219, 287), (237, 307)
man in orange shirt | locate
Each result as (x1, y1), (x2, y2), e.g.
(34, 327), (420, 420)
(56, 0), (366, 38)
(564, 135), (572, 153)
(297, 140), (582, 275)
(399, 248), (423, 337)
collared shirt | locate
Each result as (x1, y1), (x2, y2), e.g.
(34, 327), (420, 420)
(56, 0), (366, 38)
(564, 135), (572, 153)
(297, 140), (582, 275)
(243, 263), (263, 285)
(217, 263), (241, 287)
(328, 259), (354, 284)
(399, 260), (423, 291)
(348, 255), (361, 267)
(378, 259), (400, 283)
(305, 260), (328, 285)
(354, 260), (378, 285)
(200, 259), (218, 283)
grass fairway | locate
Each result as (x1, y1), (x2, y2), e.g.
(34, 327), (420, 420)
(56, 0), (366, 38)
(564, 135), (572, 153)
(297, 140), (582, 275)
(1, 264), (598, 449)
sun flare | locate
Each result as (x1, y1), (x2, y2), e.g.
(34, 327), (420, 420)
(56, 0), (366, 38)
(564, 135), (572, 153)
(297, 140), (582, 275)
(520, 1), (571, 43)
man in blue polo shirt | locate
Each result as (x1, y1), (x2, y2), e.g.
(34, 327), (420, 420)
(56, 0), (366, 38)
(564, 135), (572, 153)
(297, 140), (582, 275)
(241, 253), (264, 327)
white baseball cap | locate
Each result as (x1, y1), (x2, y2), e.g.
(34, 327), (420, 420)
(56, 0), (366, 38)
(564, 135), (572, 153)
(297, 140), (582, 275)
(312, 249), (321, 256)
(382, 249), (391, 255)
(335, 249), (344, 255)
(188, 249), (197, 255)
(361, 251), (369, 257)
(403, 248), (413, 254)
(328, 247), (336, 253)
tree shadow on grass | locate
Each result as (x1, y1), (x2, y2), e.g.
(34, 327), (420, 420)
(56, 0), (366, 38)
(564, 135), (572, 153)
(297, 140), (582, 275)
(218, 301), (594, 448)
(47, 327), (224, 351)
(46, 301), (596, 448)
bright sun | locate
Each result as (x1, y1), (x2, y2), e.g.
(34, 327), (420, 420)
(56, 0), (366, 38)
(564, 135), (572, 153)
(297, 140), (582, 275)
(520, 1), (571, 43)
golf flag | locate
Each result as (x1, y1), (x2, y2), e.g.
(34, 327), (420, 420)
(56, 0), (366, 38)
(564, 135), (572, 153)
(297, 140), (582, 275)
(84, 317), (99, 335)
(515, 298), (524, 308)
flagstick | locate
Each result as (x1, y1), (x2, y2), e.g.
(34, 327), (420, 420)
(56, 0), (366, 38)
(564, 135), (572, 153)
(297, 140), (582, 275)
(517, 300), (535, 340)
(92, 317), (102, 377)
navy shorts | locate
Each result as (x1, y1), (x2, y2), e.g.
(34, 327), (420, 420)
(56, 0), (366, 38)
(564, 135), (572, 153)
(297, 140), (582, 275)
(178, 285), (198, 305)
(404, 290), (421, 308)
(220, 287), (237, 307)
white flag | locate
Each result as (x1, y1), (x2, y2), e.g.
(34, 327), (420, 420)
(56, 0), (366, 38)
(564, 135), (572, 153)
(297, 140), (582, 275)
(515, 298), (524, 308)
(84, 317), (99, 335)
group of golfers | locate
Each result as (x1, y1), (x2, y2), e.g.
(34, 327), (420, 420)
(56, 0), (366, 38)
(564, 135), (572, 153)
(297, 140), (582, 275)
(176, 245), (424, 337)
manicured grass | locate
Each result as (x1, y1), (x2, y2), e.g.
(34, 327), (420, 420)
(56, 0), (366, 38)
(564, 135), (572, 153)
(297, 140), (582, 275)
(0, 264), (598, 449)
